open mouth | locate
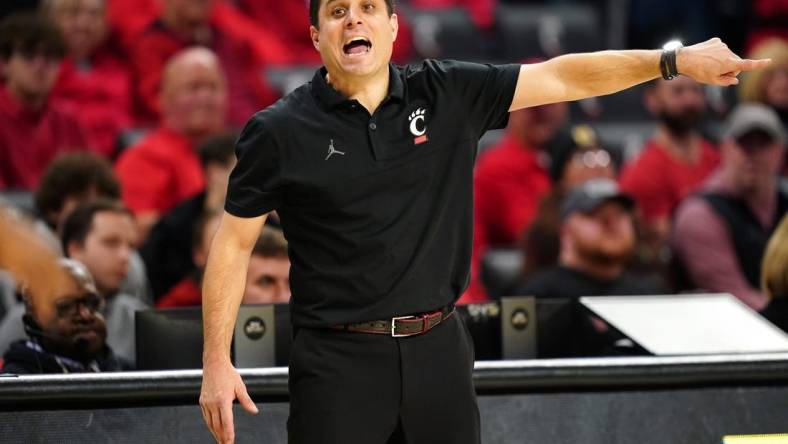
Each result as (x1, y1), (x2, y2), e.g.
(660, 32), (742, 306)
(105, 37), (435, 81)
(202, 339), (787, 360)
(343, 37), (372, 56)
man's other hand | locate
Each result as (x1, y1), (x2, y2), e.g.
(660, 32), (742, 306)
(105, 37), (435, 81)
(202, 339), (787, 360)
(200, 360), (259, 444)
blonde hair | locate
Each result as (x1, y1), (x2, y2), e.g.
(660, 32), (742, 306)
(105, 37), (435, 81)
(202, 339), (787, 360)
(739, 38), (788, 104)
(761, 215), (788, 300)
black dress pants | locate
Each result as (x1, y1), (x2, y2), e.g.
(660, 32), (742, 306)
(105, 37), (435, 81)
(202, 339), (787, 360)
(287, 313), (480, 444)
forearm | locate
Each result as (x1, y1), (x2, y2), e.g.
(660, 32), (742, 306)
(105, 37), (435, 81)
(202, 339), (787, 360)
(549, 50), (661, 101)
(202, 228), (253, 365)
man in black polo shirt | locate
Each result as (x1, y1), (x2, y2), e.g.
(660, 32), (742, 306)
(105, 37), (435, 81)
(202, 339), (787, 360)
(198, 1), (770, 442)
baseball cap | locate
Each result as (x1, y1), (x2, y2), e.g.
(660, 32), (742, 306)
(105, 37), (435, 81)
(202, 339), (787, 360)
(561, 178), (635, 219)
(722, 104), (786, 146)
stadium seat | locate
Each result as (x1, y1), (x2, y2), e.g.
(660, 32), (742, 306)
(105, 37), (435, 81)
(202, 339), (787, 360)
(404, 7), (490, 61)
(481, 248), (523, 299)
(496, 4), (603, 60)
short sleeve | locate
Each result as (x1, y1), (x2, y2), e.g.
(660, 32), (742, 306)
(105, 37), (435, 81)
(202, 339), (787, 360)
(225, 114), (284, 217)
(429, 60), (520, 137)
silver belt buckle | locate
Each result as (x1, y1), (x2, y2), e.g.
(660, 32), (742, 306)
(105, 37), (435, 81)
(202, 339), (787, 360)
(391, 315), (418, 337)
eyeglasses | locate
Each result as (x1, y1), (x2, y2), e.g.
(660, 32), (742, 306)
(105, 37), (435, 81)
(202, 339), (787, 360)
(54, 293), (105, 318)
(572, 149), (611, 169)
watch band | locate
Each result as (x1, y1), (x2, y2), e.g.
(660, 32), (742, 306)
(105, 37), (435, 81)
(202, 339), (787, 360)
(660, 41), (682, 81)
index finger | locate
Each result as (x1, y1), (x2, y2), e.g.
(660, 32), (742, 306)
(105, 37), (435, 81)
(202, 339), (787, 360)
(219, 401), (236, 443)
(735, 58), (772, 72)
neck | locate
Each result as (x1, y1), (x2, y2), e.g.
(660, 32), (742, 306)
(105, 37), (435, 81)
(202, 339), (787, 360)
(657, 127), (699, 161)
(163, 120), (215, 146)
(325, 65), (389, 114)
(7, 86), (47, 112)
(560, 249), (624, 281)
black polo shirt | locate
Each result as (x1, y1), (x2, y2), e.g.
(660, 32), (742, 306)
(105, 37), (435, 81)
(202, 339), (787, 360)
(226, 60), (520, 328)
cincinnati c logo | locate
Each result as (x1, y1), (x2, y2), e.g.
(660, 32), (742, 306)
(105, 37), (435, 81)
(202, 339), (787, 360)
(408, 108), (428, 145)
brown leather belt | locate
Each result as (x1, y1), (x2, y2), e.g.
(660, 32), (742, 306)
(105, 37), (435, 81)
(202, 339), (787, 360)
(332, 306), (455, 337)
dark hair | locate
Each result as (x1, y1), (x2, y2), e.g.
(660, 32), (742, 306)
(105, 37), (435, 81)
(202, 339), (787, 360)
(35, 152), (121, 225)
(252, 227), (288, 259)
(61, 199), (132, 254)
(198, 132), (238, 168)
(0, 13), (65, 61)
(309, 0), (395, 28)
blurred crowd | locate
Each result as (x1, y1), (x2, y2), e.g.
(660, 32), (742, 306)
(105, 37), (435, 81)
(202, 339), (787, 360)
(0, 0), (786, 373)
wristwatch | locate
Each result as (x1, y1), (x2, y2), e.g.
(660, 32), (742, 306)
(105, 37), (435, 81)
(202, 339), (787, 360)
(660, 40), (683, 80)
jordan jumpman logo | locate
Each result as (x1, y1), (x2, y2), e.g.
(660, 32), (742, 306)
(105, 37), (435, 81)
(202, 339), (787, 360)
(325, 139), (346, 160)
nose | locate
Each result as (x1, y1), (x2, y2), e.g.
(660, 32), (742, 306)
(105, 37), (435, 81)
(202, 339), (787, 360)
(344, 6), (363, 28)
(74, 302), (96, 321)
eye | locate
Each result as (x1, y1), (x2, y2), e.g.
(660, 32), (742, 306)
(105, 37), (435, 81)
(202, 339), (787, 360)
(363, 2), (375, 11)
(331, 7), (346, 18)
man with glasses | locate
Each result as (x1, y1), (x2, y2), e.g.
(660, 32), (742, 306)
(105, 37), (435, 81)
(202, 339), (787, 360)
(1, 258), (123, 374)
(0, 13), (89, 190)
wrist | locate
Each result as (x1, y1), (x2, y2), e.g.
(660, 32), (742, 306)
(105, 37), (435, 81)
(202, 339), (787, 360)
(660, 40), (683, 80)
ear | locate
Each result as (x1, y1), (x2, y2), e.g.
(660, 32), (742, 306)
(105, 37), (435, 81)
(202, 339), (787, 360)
(65, 240), (83, 260)
(390, 13), (399, 42)
(310, 25), (320, 51)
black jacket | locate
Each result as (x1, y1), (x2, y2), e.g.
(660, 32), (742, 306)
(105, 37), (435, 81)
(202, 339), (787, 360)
(1, 339), (124, 374)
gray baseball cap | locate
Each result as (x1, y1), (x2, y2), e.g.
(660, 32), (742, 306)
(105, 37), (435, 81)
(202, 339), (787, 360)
(722, 103), (786, 146)
(561, 178), (635, 219)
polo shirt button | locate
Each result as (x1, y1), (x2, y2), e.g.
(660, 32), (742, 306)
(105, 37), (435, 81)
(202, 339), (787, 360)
(369, 122), (377, 131)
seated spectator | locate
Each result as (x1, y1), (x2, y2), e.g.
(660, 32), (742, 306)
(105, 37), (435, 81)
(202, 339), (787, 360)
(60, 200), (149, 367)
(34, 152), (151, 305)
(760, 215), (788, 333)
(740, 38), (788, 128)
(35, 152), (120, 231)
(128, 0), (283, 126)
(520, 125), (618, 280)
(242, 226), (290, 305)
(44, 0), (134, 158)
(155, 210), (220, 307)
(620, 76), (719, 260)
(464, 99), (567, 302)
(671, 104), (786, 311)
(1, 258), (124, 374)
(510, 179), (666, 357)
(0, 13), (88, 190)
(140, 132), (236, 299)
(116, 47), (227, 240)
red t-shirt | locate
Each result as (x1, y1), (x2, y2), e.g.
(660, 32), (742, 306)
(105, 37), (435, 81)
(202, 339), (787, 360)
(462, 135), (552, 303)
(52, 47), (135, 158)
(156, 276), (201, 308)
(619, 138), (720, 222)
(115, 126), (205, 214)
(0, 87), (88, 190)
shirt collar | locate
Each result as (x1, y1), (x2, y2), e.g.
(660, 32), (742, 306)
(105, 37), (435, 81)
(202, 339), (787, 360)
(311, 63), (404, 110)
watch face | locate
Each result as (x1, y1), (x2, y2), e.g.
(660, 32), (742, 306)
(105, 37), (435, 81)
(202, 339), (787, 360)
(663, 40), (683, 51)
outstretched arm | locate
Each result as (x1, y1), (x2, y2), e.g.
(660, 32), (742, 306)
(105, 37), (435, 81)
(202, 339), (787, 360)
(509, 38), (771, 111)
(200, 211), (266, 444)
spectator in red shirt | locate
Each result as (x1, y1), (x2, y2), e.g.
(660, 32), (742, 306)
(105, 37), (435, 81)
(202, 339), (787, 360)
(128, 0), (284, 126)
(115, 47), (227, 240)
(463, 100), (568, 302)
(0, 14), (88, 190)
(45, 0), (134, 159)
(619, 76), (719, 260)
